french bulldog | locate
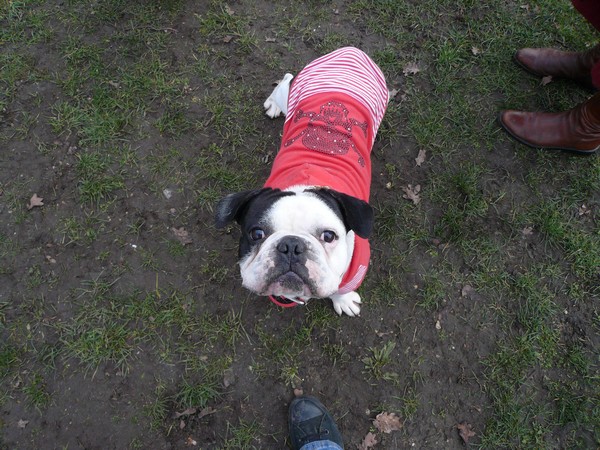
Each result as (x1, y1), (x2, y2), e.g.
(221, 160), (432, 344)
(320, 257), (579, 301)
(216, 47), (388, 316)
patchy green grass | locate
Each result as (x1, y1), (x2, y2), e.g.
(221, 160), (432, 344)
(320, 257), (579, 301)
(0, 0), (598, 448)
(362, 341), (396, 379)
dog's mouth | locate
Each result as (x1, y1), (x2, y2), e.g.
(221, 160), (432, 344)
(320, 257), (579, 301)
(263, 270), (314, 297)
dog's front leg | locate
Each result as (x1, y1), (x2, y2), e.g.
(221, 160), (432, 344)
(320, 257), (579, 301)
(263, 73), (293, 118)
(330, 291), (362, 317)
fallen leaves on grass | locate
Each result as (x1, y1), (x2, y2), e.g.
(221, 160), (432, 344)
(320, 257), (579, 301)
(223, 368), (234, 388)
(373, 412), (403, 433)
(415, 149), (426, 166)
(402, 184), (421, 205)
(358, 431), (378, 450)
(578, 204), (591, 216)
(293, 387), (303, 397)
(541, 75), (553, 86)
(27, 193), (44, 210)
(186, 436), (198, 446)
(172, 227), (193, 245)
(461, 285), (474, 297)
(174, 407), (198, 419)
(457, 422), (476, 443)
(471, 46), (481, 55)
(522, 226), (534, 237)
(403, 62), (420, 75)
(198, 407), (216, 419)
(176, 407), (216, 430)
(175, 406), (216, 419)
(17, 419), (29, 428)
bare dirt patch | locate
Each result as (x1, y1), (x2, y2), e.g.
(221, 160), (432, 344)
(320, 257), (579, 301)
(1, 1), (598, 449)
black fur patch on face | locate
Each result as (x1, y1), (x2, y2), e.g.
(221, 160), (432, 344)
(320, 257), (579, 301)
(305, 188), (374, 238)
(215, 188), (295, 258)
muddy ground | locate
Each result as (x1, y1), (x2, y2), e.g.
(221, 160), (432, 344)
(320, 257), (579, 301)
(1, 0), (599, 449)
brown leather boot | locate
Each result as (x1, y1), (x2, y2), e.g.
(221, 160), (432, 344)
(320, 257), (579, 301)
(499, 92), (600, 154)
(514, 45), (600, 90)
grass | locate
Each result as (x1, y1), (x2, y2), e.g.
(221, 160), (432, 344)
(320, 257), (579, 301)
(176, 377), (221, 409)
(222, 420), (263, 450)
(362, 341), (396, 379)
(76, 151), (126, 203)
(0, 0), (598, 448)
(22, 372), (51, 411)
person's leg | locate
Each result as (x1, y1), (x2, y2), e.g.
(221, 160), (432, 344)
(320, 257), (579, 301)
(299, 441), (343, 450)
(571, 0), (600, 88)
(289, 396), (344, 450)
(513, 0), (600, 89)
(499, 92), (600, 154)
(513, 46), (600, 89)
(572, 0), (600, 30)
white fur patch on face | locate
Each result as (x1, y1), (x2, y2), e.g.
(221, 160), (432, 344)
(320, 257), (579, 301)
(239, 188), (354, 299)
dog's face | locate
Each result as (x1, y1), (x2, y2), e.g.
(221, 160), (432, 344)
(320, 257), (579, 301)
(216, 187), (373, 299)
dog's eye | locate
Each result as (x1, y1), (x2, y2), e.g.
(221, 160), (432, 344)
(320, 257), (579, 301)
(249, 227), (266, 241)
(321, 230), (337, 243)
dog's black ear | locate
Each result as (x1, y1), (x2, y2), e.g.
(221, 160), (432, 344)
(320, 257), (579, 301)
(215, 188), (270, 228)
(307, 188), (374, 239)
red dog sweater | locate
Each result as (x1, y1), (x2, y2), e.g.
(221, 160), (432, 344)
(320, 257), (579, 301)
(264, 47), (388, 295)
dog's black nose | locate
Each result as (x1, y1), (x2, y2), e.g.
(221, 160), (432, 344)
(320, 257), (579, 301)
(276, 236), (306, 255)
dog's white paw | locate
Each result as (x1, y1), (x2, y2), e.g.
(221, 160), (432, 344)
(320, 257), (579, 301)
(263, 97), (282, 119)
(330, 291), (362, 317)
(263, 73), (293, 119)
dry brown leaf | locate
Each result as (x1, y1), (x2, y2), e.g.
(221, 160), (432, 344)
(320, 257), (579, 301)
(27, 193), (44, 210)
(402, 184), (421, 205)
(578, 204), (591, 216)
(197, 407), (216, 419)
(461, 285), (474, 297)
(358, 431), (378, 450)
(174, 407), (197, 419)
(224, 4), (234, 15)
(373, 411), (403, 433)
(223, 369), (234, 388)
(388, 88), (399, 98)
(541, 75), (553, 86)
(415, 149), (426, 166)
(265, 37), (276, 43)
(471, 46), (481, 55)
(403, 62), (420, 75)
(457, 422), (476, 443)
(293, 387), (304, 397)
(172, 227), (193, 245)
(522, 226), (534, 236)
(223, 35), (233, 43)
(179, 419), (186, 429)
(17, 419), (29, 428)
(186, 436), (198, 446)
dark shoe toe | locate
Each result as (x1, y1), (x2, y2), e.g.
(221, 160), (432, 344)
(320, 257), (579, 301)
(289, 396), (344, 450)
